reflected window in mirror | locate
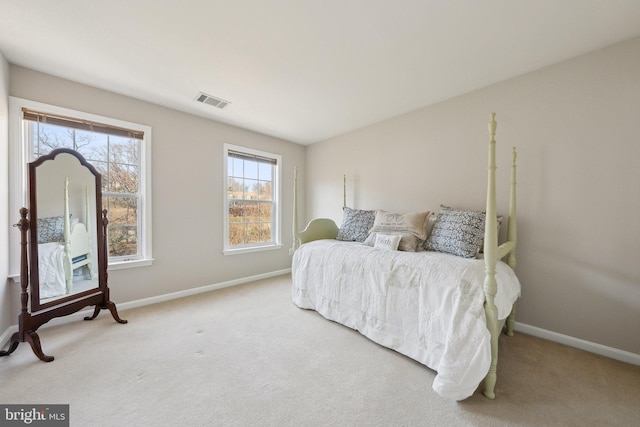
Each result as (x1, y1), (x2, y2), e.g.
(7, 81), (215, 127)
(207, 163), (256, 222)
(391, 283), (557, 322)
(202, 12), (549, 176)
(8, 97), (153, 279)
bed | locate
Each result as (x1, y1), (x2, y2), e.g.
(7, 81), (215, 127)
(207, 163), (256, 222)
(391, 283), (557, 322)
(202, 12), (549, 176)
(290, 113), (519, 400)
(37, 177), (94, 299)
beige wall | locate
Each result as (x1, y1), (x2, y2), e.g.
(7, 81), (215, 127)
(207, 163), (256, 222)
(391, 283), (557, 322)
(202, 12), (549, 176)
(7, 66), (305, 318)
(306, 37), (640, 354)
(0, 53), (11, 335)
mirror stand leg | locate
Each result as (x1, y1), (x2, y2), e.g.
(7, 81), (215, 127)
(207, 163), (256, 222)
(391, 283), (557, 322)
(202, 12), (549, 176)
(25, 332), (54, 362)
(105, 302), (128, 324)
(0, 332), (20, 357)
(83, 302), (128, 324)
(84, 305), (101, 321)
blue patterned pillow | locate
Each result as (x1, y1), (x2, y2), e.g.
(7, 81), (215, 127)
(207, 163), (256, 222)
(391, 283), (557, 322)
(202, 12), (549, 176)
(424, 206), (486, 258)
(37, 216), (65, 244)
(336, 207), (376, 242)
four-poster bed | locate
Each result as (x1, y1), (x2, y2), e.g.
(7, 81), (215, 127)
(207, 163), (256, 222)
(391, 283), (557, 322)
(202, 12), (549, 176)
(290, 113), (519, 400)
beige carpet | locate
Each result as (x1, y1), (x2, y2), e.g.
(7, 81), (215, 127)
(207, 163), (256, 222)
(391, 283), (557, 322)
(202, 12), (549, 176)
(1, 275), (638, 426)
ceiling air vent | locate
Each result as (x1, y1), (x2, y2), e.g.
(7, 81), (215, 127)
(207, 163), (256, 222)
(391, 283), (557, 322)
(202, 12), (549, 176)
(195, 92), (231, 109)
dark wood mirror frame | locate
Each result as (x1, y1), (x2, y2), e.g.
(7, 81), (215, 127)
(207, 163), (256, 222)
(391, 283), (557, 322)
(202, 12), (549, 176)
(0, 148), (126, 362)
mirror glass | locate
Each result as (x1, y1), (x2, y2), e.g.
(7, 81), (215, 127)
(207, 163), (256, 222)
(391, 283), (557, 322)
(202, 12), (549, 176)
(30, 150), (102, 311)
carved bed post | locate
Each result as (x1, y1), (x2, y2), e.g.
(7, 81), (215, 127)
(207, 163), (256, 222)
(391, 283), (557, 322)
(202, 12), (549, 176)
(85, 185), (95, 279)
(483, 113), (499, 400)
(505, 148), (518, 336)
(291, 167), (299, 254)
(343, 174), (346, 208)
(63, 177), (73, 293)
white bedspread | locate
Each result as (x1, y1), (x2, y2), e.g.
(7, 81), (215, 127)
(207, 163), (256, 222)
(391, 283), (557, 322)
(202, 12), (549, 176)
(38, 242), (67, 299)
(291, 239), (521, 400)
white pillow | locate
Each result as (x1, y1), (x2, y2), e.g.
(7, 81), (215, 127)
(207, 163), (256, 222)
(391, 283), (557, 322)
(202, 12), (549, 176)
(365, 231), (421, 252)
(369, 210), (431, 240)
(373, 233), (401, 251)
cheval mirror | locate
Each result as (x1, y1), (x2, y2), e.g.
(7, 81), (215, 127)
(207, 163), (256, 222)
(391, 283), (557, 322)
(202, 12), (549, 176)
(0, 148), (126, 362)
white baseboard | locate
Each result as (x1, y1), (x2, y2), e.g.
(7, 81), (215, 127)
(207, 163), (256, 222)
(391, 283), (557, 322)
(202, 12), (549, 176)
(116, 268), (291, 312)
(0, 269), (291, 350)
(514, 322), (640, 366)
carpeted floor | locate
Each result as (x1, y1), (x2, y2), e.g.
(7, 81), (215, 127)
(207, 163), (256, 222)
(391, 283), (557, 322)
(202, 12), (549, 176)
(1, 274), (638, 426)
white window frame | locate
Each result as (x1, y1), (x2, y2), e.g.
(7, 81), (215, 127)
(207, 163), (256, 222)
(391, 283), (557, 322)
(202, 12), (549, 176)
(8, 97), (153, 279)
(223, 143), (282, 255)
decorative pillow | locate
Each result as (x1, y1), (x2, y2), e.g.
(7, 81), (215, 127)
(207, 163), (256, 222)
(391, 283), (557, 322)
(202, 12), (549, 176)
(424, 206), (486, 258)
(373, 233), (401, 251)
(335, 207), (376, 242)
(37, 216), (65, 244)
(369, 210), (431, 240)
(365, 231), (421, 252)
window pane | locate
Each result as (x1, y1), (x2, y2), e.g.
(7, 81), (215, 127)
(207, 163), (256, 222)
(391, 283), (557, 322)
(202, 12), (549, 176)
(259, 202), (272, 219)
(106, 196), (138, 227)
(258, 162), (272, 180)
(230, 157), (243, 178)
(228, 223), (244, 246)
(74, 130), (108, 162)
(244, 179), (258, 199)
(259, 223), (271, 242)
(228, 178), (243, 199)
(34, 123), (75, 156)
(228, 201), (244, 223)
(244, 159), (258, 180)
(245, 201), (259, 222)
(258, 180), (272, 201)
(109, 136), (139, 165)
(108, 226), (138, 257)
(106, 196), (138, 258)
(245, 222), (261, 244)
(109, 163), (138, 193)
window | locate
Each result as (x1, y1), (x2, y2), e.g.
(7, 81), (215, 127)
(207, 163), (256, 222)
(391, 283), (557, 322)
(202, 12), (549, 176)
(9, 97), (152, 274)
(223, 144), (282, 254)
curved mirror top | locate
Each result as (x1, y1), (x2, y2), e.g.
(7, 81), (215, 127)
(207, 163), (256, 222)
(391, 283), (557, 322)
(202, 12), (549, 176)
(30, 149), (102, 311)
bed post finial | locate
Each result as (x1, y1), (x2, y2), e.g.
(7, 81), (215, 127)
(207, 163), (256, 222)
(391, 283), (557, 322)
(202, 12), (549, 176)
(488, 112), (497, 138)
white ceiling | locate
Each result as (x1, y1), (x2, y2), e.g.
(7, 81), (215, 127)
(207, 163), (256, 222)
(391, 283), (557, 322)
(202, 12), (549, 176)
(2, 1), (640, 145)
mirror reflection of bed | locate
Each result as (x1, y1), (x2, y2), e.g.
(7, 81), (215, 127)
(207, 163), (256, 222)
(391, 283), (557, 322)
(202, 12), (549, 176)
(35, 153), (99, 305)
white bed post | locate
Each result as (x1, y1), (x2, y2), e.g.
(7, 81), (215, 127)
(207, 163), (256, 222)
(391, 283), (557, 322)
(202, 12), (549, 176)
(291, 167), (299, 254)
(85, 185), (95, 279)
(505, 148), (518, 336)
(63, 177), (73, 293)
(483, 113), (499, 400)
(506, 148), (517, 269)
(343, 174), (346, 208)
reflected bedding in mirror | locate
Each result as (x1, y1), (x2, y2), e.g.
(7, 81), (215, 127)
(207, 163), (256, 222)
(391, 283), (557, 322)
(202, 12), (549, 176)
(37, 242), (66, 298)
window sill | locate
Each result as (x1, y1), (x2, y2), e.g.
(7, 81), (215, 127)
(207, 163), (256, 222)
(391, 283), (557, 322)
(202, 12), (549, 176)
(108, 258), (155, 270)
(223, 244), (283, 256)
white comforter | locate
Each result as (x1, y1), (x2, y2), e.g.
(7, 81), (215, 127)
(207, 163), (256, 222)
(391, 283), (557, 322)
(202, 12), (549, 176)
(291, 239), (521, 401)
(38, 242), (67, 299)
